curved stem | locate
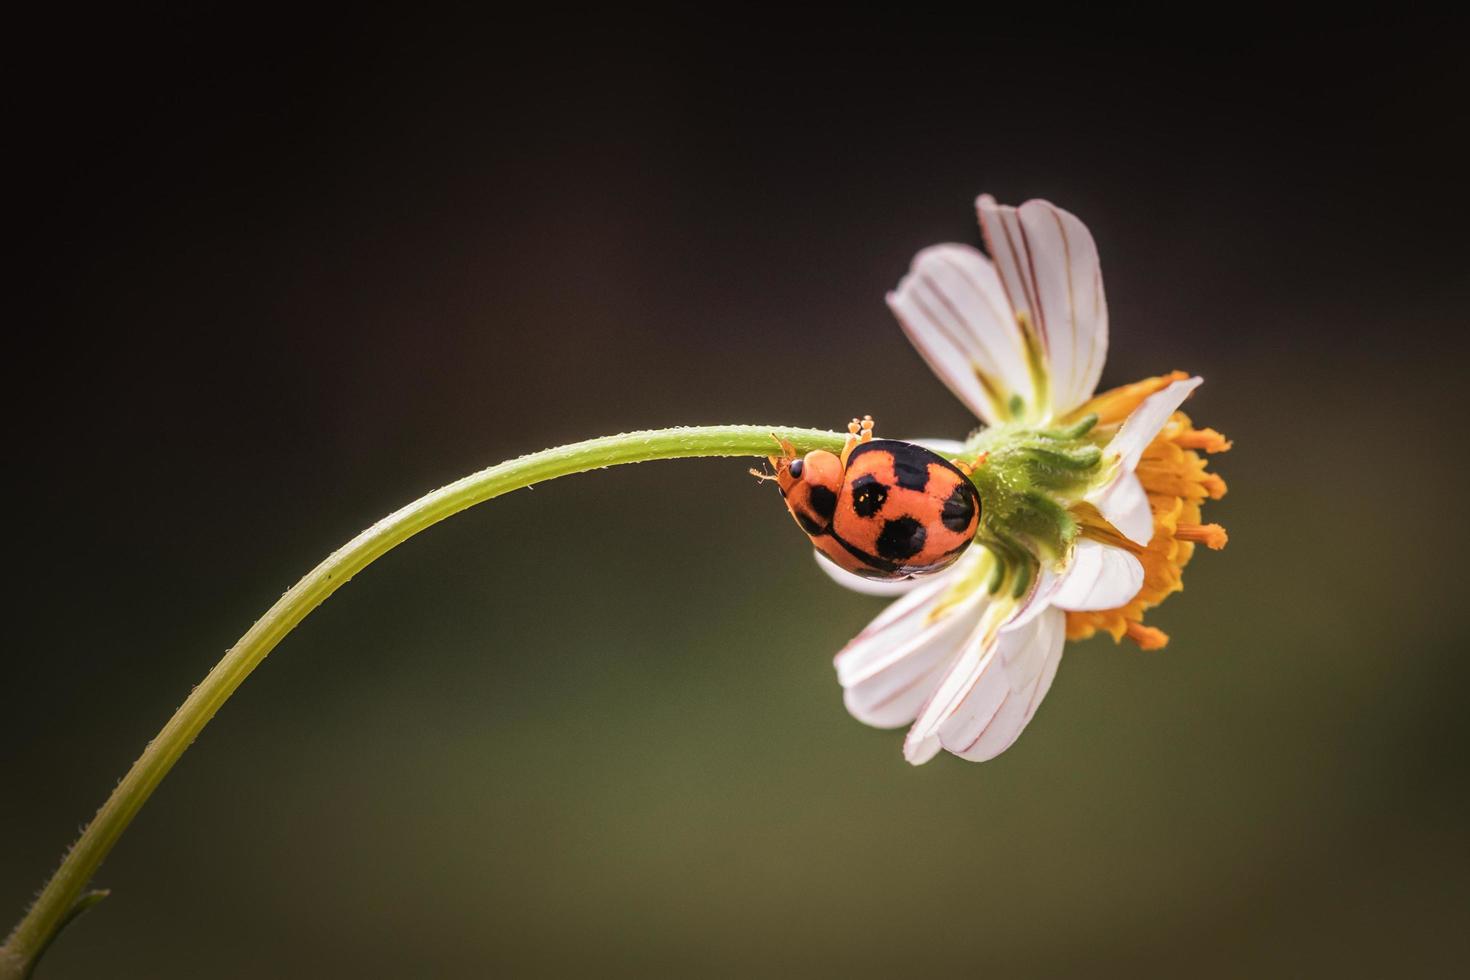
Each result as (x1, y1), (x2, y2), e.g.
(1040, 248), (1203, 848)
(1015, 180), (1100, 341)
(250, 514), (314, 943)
(1, 424), (844, 979)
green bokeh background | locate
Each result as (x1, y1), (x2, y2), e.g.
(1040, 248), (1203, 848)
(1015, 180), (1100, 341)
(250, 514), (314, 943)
(8, 14), (1467, 978)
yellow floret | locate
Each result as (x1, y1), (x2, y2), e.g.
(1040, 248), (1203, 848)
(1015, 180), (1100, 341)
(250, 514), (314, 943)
(1064, 378), (1230, 649)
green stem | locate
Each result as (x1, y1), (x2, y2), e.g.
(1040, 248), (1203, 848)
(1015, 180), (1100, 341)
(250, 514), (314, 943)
(1, 424), (844, 979)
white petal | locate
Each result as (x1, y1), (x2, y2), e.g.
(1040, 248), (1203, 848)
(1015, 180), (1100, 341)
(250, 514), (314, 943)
(901, 602), (1009, 764)
(887, 244), (1033, 425)
(977, 195), (1109, 417)
(1084, 376), (1203, 545)
(815, 550), (927, 597)
(842, 594), (987, 729)
(1001, 561), (1063, 632)
(903, 605), (1067, 764)
(901, 618), (986, 764)
(951, 608), (1066, 762)
(1050, 539), (1145, 612)
(1106, 376), (1203, 473)
(1090, 470), (1153, 545)
(834, 574), (958, 681)
(938, 607), (1064, 756)
(835, 570), (988, 729)
(905, 727), (945, 765)
(995, 601), (1057, 691)
(909, 437), (968, 456)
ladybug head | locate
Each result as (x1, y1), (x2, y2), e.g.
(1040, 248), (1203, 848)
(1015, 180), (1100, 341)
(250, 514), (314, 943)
(772, 443), (843, 536)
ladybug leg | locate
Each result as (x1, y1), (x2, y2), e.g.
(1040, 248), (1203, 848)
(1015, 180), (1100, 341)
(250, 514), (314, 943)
(840, 415), (875, 468)
(755, 435), (806, 483)
(950, 450), (989, 477)
(764, 434), (799, 472)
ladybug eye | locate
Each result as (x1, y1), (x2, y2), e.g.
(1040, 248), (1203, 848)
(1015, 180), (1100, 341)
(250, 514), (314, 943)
(788, 458), (804, 478)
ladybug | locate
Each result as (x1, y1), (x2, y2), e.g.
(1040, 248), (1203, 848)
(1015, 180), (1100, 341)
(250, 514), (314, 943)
(767, 416), (982, 580)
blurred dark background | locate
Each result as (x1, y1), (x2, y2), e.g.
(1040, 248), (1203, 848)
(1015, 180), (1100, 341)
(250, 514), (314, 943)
(6, 11), (1468, 978)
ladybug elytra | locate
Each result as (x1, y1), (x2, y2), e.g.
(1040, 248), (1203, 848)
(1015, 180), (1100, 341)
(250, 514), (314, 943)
(768, 417), (981, 580)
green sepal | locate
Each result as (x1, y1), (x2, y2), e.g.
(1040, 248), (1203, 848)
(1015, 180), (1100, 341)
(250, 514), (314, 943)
(966, 414), (1105, 572)
(1038, 413), (1099, 441)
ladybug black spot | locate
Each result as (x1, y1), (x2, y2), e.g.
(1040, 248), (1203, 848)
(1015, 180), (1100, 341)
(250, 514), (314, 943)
(876, 516), (926, 560)
(941, 482), (978, 532)
(850, 474), (888, 518)
(808, 484), (837, 520)
(889, 445), (934, 491)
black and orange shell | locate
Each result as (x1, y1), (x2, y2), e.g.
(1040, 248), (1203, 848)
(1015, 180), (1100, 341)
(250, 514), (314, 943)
(783, 440), (980, 580)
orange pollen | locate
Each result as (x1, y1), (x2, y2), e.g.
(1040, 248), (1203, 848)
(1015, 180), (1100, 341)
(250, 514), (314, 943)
(1176, 522), (1229, 549)
(1062, 379), (1230, 652)
(1066, 370), (1188, 426)
(1173, 427), (1232, 453)
(1126, 622), (1170, 650)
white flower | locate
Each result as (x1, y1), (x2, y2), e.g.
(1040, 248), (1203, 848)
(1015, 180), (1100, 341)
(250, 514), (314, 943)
(827, 195), (1222, 765)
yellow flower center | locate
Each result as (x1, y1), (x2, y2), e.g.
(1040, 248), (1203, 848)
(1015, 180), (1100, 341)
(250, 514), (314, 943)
(1065, 373), (1231, 649)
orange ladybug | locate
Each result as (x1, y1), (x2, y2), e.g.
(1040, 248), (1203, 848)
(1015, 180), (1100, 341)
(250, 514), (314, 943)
(769, 417), (981, 580)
